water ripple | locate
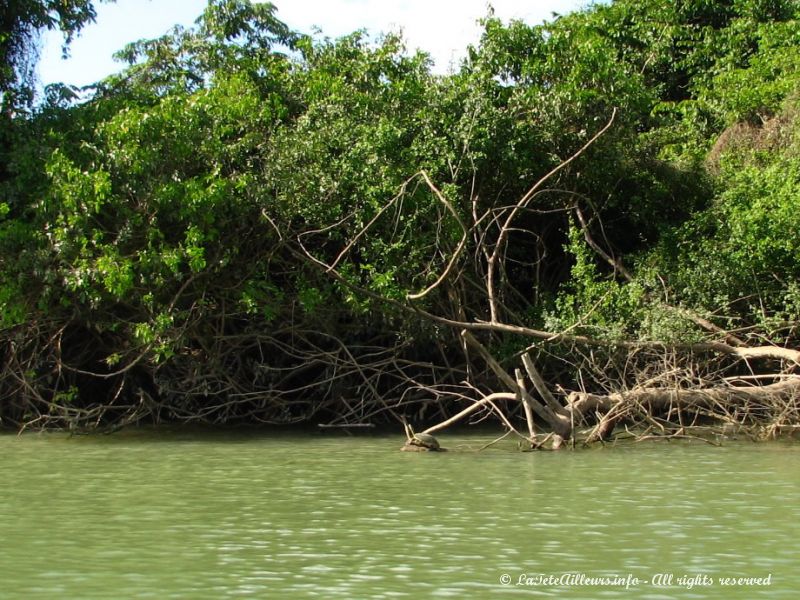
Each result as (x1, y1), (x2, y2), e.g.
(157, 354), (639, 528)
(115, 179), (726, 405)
(0, 432), (798, 598)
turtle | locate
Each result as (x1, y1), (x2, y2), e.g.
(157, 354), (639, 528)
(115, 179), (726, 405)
(402, 422), (443, 451)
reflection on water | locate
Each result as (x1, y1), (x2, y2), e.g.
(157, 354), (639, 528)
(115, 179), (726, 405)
(1, 429), (798, 598)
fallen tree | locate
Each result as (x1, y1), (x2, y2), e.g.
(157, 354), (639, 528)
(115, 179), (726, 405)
(301, 109), (800, 449)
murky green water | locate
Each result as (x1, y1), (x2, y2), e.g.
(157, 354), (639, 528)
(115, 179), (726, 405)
(1, 429), (798, 598)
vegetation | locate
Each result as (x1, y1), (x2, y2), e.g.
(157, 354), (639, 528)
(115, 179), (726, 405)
(1, 0), (111, 109)
(1, 0), (799, 445)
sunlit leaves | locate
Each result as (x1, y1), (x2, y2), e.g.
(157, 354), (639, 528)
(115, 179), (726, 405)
(2, 0), (800, 414)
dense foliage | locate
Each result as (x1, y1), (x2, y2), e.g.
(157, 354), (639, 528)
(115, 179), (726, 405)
(1, 0), (799, 430)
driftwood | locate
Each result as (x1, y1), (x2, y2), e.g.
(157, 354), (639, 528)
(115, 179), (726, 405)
(566, 378), (800, 415)
(566, 378), (800, 441)
(407, 375), (799, 449)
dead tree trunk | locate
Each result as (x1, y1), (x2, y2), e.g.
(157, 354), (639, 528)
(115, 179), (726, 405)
(461, 330), (572, 440)
(566, 378), (800, 441)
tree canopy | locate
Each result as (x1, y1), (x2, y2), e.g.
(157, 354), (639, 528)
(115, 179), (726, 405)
(1, 0), (799, 435)
(0, 0), (112, 109)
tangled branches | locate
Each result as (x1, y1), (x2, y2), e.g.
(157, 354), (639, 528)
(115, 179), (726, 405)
(293, 109), (800, 448)
(2, 108), (798, 445)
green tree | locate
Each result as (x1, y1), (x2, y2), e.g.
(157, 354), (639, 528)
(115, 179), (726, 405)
(3, 0), (800, 430)
(0, 0), (112, 109)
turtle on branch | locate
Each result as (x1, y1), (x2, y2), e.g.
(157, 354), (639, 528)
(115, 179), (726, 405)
(401, 421), (445, 452)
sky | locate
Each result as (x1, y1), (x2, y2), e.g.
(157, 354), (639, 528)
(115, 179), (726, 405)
(39, 0), (589, 88)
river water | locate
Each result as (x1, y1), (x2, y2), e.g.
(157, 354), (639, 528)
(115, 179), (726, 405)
(1, 428), (798, 598)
